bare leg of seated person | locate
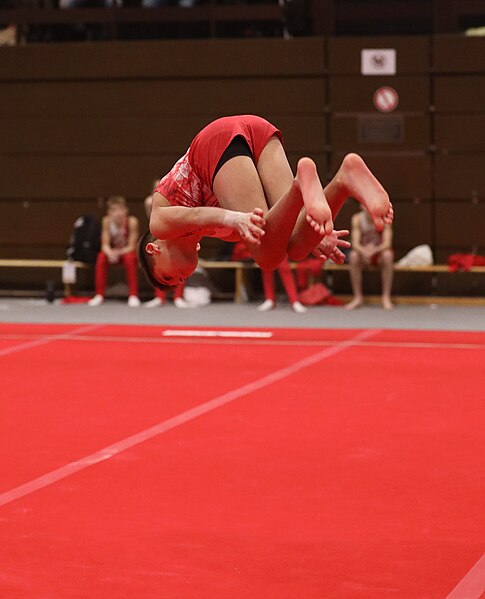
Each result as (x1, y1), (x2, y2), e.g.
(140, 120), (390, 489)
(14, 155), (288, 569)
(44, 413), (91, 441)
(345, 249), (364, 310)
(380, 248), (394, 310)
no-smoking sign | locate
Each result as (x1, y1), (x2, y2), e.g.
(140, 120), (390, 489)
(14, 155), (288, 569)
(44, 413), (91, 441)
(373, 86), (399, 113)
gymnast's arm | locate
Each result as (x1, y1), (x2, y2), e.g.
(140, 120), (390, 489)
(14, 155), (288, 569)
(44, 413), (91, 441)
(150, 192), (265, 243)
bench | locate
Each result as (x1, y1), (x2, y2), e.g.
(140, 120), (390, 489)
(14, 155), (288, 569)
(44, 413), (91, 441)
(323, 263), (485, 295)
(0, 259), (88, 298)
(2, 258), (484, 304)
(198, 259), (259, 304)
(198, 260), (485, 304)
(0, 257), (254, 302)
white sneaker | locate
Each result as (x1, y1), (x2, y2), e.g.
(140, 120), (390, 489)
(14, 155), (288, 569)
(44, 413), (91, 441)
(144, 297), (163, 308)
(174, 297), (193, 309)
(127, 296), (141, 307)
(257, 299), (275, 312)
(291, 301), (307, 313)
(88, 294), (104, 307)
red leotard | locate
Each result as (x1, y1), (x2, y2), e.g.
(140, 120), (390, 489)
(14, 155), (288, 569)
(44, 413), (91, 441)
(154, 115), (282, 208)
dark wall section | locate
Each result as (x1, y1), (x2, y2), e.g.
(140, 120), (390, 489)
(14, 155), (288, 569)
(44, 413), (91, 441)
(327, 35), (485, 263)
(0, 35), (484, 290)
(433, 36), (485, 262)
(327, 35), (432, 262)
(0, 37), (327, 268)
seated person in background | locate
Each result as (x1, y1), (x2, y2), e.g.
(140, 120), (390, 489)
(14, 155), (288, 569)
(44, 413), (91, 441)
(88, 196), (140, 307)
(345, 205), (394, 311)
(257, 256), (307, 313)
(143, 187), (190, 309)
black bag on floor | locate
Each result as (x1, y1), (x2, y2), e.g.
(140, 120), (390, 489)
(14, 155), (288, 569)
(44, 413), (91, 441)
(66, 214), (101, 265)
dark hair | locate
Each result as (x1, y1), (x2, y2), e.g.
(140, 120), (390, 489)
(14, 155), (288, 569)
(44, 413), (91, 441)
(137, 231), (176, 292)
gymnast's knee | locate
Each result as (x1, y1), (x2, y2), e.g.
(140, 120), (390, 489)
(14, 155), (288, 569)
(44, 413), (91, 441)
(256, 253), (286, 272)
(287, 245), (307, 263)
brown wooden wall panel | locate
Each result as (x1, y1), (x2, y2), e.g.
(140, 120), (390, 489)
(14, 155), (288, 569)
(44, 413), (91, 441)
(433, 35), (485, 73)
(331, 114), (430, 151)
(329, 76), (429, 112)
(0, 246), (72, 260)
(435, 155), (485, 199)
(390, 200), (433, 248)
(0, 153), (328, 199)
(330, 153), (432, 200)
(2, 36), (483, 274)
(0, 156), (178, 198)
(334, 201), (360, 231)
(0, 78), (326, 118)
(0, 115), (207, 156)
(0, 200), (146, 248)
(0, 201), (103, 247)
(0, 38), (326, 81)
(434, 76), (485, 112)
(435, 201), (485, 248)
(0, 114), (326, 155)
(270, 116), (327, 154)
(435, 115), (485, 153)
(329, 36), (430, 74)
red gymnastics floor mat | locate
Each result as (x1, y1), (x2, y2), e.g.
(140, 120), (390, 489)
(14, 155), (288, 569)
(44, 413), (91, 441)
(0, 323), (484, 599)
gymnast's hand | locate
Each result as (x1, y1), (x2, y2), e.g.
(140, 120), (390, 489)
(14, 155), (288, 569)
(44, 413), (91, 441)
(312, 229), (350, 264)
(225, 208), (266, 245)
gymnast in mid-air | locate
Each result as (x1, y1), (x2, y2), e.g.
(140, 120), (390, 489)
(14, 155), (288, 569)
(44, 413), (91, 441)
(138, 114), (393, 289)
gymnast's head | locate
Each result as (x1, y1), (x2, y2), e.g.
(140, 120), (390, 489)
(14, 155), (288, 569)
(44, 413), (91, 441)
(137, 231), (200, 290)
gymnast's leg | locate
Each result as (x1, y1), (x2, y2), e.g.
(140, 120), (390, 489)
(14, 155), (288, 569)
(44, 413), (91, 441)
(213, 148), (332, 270)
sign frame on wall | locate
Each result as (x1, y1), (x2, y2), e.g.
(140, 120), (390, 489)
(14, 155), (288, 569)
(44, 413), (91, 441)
(361, 49), (397, 76)
(373, 86), (400, 113)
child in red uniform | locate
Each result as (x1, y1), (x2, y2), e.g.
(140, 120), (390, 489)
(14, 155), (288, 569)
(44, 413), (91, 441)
(88, 196), (140, 307)
(258, 256), (307, 313)
(138, 115), (393, 290)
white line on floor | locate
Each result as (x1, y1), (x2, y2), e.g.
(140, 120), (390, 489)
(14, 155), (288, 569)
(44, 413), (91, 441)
(162, 329), (273, 338)
(0, 328), (378, 509)
(0, 333), (484, 352)
(0, 324), (101, 358)
(445, 553), (485, 599)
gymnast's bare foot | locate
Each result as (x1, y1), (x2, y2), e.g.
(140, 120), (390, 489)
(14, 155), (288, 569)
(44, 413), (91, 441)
(296, 157), (334, 236)
(337, 153), (393, 232)
(345, 296), (363, 311)
(382, 296), (394, 310)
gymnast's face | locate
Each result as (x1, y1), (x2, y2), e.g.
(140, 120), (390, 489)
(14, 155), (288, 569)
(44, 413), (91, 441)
(145, 238), (200, 286)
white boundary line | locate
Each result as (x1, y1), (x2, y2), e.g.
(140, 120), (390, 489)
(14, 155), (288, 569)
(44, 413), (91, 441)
(0, 333), (484, 352)
(162, 329), (273, 338)
(0, 324), (101, 358)
(0, 328), (377, 509)
(445, 553), (485, 599)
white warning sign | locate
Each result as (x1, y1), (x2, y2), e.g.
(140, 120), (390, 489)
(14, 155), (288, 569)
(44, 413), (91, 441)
(361, 48), (396, 76)
(373, 86), (399, 113)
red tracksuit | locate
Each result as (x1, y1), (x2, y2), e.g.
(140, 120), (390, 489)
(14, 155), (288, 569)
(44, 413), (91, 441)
(94, 220), (138, 297)
(261, 257), (299, 304)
